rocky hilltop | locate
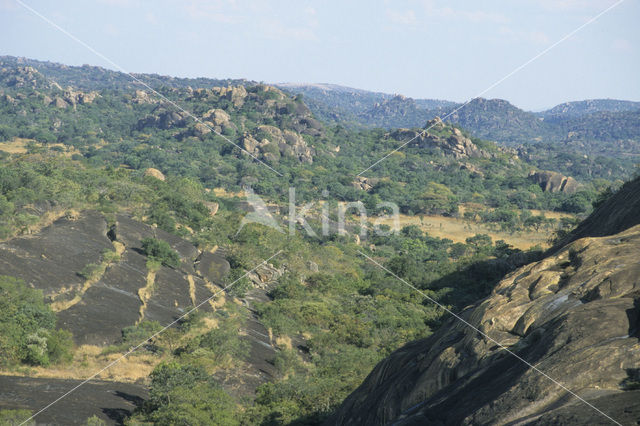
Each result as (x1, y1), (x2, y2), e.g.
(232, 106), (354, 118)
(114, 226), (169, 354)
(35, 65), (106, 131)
(388, 118), (494, 159)
(329, 177), (640, 425)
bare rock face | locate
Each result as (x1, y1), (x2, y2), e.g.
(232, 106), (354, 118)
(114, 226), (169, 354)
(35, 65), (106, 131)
(53, 97), (69, 109)
(202, 108), (231, 127)
(329, 224), (640, 425)
(211, 85), (248, 107)
(143, 167), (165, 181)
(0, 66), (46, 89)
(555, 176), (640, 247)
(529, 170), (580, 194)
(352, 176), (378, 191)
(248, 263), (284, 289)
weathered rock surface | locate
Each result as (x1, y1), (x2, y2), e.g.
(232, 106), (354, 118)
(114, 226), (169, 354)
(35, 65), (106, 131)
(352, 176), (379, 191)
(0, 375), (147, 425)
(529, 170), (580, 194)
(0, 211), (229, 345)
(555, 175), (640, 248)
(143, 167), (165, 181)
(329, 224), (640, 425)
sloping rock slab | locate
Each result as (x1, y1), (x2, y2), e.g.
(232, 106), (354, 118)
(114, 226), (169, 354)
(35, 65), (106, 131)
(0, 211), (111, 295)
(329, 225), (640, 425)
(196, 250), (230, 284)
(0, 375), (147, 425)
(57, 250), (148, 345)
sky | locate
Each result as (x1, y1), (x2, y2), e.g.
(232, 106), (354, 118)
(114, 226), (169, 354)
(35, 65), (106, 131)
(0, 0), (638, 110)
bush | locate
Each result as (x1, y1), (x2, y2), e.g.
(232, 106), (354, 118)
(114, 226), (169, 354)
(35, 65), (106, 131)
(0, 409), (34, 426)
(0, 276), (73, 366)
(122, 321), (163, 344)
(141, 238), (181, 268)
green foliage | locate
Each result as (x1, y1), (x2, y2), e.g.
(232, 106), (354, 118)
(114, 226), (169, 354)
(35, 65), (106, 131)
(122, 321), (163, 346)
(0, 409), (34, 426)
(140, 238), (180, 268)
(78, 263), (102, 280)
(0, 59), (634, 426)
(0, 276), (73, 366)
(85, 415), (106, 426)
(135, 362), (239, 425)
(176, 317), (249, 366)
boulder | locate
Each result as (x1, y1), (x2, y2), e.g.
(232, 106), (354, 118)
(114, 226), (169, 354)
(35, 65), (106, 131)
(143, 167), (165, 181)
(529, 170), (580, 194)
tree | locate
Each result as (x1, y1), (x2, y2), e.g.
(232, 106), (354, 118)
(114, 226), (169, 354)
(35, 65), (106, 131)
(0, 276), (73, 366)
(141, 238), (181, 268)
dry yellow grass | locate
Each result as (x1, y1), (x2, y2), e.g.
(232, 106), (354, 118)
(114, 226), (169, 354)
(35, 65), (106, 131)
(275, 335), (293, 350)
(0, 138), (81, 157)
(0, 345), (160, 383)
(187, 274), (197, 306)
(137, 270), (157, 323)
(0, 138), (29, 153)
(212, 187), (245, 198)
(376, 213), (558, 250)
(202, 279), (226, 309)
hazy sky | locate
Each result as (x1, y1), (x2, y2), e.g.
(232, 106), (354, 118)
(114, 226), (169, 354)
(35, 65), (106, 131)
(1, 0), (638, 110)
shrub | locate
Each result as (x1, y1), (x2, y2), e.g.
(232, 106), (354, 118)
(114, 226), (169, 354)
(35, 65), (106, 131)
(140, 238), (180, 268)
(0, 409), (34, 426)
(0, 276), (73, 366)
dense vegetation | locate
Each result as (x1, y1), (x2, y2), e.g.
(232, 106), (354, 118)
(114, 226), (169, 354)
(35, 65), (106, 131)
(0, 275), (73, 367)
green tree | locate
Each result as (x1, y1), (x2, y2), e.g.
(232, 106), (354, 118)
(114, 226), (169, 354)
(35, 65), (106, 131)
(0, 276), (73, 366)
(141, 238), (181, 268)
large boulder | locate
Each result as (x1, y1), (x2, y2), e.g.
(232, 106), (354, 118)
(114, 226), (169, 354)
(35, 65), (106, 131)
(143, 167), (165, 181)
(529, 170), (580, 194)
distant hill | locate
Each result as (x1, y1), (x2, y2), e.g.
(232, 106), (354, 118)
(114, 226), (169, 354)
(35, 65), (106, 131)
(540, 99), (640, 120)
(0, 55), (251, 91)
(443, 97), (548, 144)
(278, 82), (640, 156)
(277, 82), (454, 127)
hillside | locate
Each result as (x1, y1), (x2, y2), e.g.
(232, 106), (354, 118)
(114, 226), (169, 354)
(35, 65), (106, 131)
(0, 57), (637, 425)
(277, 83), (453, 126)
(0, 55), (250, 91)
(444, 97), (549, 143)
(540, 99), (640, 119)
(329, 177), (640, 425)
(278, 81), (640, 157)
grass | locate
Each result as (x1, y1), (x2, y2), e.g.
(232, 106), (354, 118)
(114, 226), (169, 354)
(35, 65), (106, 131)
(136, 268), (157, 324)
(376, 212), (562, 250)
